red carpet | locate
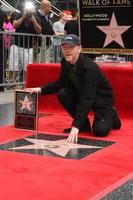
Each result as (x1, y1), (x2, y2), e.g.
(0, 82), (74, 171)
(0, 63), (133, 200)
(0, 116), (133, 200)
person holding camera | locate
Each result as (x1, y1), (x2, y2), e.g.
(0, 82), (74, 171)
(8, 3), (42, 85)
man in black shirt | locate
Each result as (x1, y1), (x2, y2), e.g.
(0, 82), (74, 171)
(25, 34), (121, 143)
(35, 0), (55, 62)
(36, 0), (54, 37)
(8, 5), (41, 82)
(13, 11), (41, 48)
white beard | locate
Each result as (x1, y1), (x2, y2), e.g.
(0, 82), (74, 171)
(65, 55), (73, 63)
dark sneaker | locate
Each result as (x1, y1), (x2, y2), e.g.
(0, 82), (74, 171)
(112, 107), (121, 129)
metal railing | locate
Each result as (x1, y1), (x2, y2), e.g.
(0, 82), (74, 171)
(0, 31), (63, 88)
(0, 31), (133, 90)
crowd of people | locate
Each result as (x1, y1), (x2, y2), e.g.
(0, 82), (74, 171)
(0, 0), (79, 91)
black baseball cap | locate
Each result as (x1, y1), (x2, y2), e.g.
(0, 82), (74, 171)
(61, 34), (81, 46)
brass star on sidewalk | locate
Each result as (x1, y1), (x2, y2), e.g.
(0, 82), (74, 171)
(97, 12), (131, 48)
(9, 138), (103, 157)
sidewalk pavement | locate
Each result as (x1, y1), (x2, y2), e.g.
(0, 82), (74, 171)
(0, 90), (14, 104)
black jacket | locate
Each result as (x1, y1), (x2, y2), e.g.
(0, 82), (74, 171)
(35, 10), (54, 35)
(13, 12), (41, 48)
(35, 10), (54, 46)
(41, 54), (114, 129)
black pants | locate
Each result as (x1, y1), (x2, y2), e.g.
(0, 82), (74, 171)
(57, 88), (120, 137)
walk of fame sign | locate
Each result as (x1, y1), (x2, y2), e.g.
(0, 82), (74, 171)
(14, 90), (38, 130)
(78, 0), (133, 54)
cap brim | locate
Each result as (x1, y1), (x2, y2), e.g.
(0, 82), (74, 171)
(61, 41), (78, 46)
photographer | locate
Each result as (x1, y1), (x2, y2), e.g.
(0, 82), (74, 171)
(13, 5), (41, 35)
(8, 2), (41, 84)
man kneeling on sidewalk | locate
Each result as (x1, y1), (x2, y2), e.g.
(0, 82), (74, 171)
(25, 34), (121, 143)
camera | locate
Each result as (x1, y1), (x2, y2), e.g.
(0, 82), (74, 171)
(26, 11), (32, 18)
(24, 1), (34, 18)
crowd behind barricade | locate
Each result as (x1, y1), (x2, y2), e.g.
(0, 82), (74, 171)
(0, 0), (132, 92)
(0, 0), (79, 92)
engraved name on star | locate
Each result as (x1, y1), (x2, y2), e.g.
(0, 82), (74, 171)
(9, 138), (103, 157)
(19, 95), (33, 111)
(97, 12), (131, 48)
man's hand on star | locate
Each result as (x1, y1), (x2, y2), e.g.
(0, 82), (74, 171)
(9, 136), (103, 157)
(67, 127), (79, 143)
